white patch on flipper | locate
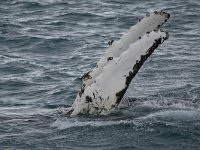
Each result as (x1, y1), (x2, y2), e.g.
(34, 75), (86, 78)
(71, 30), (169, 116)
(83, 10), (170, 88)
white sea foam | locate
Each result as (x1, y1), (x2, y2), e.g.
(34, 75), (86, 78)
(137, 109), (200, 122)
(51, 118), (136, 130)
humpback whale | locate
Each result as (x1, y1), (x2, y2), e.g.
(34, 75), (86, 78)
(70, 11), (170, 116)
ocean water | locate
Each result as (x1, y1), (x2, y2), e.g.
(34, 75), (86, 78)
(0, 0), (200, 149)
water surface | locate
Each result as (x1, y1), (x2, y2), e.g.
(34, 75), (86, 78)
(0, 0), (200, 149)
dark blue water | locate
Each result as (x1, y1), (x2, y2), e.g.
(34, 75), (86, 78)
(1, 0), (200, 149)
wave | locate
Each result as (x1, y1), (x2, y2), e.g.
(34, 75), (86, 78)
(52, 96), (200, 130)
(138, 109), (200, 122)
(51, 117), (137, 130)
(52, 108), (200, 130)
(11, 0), (69, 7)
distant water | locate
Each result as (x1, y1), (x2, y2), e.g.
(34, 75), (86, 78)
(1, 0), (200, 149)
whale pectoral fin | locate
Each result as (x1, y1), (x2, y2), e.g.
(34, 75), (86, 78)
(70, 11), (170, 116)
(71, 30), (169, 116)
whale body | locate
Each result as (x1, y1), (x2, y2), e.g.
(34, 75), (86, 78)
(70, 11), (170, 116)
